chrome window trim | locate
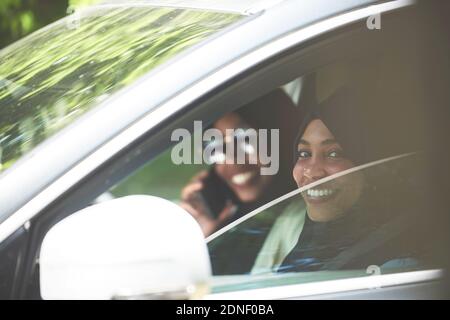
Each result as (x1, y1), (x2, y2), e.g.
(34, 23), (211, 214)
(205, 269), (443, 300)
(0, 0), (415, 243)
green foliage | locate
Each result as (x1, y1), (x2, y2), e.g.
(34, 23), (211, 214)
(69, 0), (103, 8)
(0, 0), (68, 49)
(112, 148), (208, 201)
(0, 0), (102, 49)
(0, 6), (242, 172)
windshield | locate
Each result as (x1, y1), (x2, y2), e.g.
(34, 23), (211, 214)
(0, 6), (242, 172)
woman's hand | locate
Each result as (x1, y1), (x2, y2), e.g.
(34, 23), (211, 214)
(179, 170), (236, 237)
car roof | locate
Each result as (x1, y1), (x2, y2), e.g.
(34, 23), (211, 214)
(95, 0), (376, 15)
(97, 0), (288, 15)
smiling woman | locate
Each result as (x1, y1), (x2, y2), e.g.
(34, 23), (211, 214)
(0, 4), (243, 173)
(292, 88), (367, 223)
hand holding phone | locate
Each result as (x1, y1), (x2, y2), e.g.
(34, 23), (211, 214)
(180, 169), (237, 236)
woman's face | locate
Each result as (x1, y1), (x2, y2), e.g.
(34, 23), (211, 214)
(292, 119), (364, 222)
(213, 113), (274, 202)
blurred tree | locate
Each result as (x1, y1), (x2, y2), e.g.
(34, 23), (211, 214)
(69, 0), (103, 7)
(0, 0), (68, 49)
(0, 0), (102, 49)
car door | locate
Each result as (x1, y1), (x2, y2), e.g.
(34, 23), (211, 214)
(1, 0), (449, 299)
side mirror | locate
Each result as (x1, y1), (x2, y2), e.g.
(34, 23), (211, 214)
(39, 195), (211, 300)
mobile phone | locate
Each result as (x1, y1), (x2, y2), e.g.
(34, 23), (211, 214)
(195, 169), (237, 219)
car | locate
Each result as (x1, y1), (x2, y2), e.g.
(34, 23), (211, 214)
(0, 0), (449, 300)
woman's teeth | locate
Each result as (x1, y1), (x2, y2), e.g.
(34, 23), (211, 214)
(231, 172), (255, 185)
(306, 188), (336, 198)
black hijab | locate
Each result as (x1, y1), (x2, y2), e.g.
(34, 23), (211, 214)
(293, 86), (369, 166)
(280, 87), (417, 272)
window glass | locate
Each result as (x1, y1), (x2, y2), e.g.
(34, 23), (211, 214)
(208, 153), (436, 282)
(106, 84), (303, 237)
(205, 35), (441, 292)
(110, 149), (208, 202)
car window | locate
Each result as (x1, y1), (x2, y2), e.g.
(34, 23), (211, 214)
(105, 82), (303, 234)
(201, 19), (447, 290)
(101, 12), (441, 282)
(207, 153), (436, 282)
(110, 147), (208, 202)
(0, 6), (243, 173)
(201, 37), (445, 291)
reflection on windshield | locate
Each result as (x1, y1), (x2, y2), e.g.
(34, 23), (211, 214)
(208, 154), (437, 279)
(0, 7), (242, 172)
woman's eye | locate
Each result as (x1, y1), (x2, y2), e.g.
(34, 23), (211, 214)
(297, 150), (311, 159)
(328, 150), (343, 158)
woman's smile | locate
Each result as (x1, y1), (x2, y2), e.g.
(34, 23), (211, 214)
(304, 186), (339, 204)
(231, 171), (257, 186)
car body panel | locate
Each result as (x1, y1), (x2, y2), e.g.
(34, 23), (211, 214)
(206, 269), (443, 299)
(97, 0), (284, 15)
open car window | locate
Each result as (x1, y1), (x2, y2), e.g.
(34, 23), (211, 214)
(103, 82), (303, 229)
(207, 152), (439, 293)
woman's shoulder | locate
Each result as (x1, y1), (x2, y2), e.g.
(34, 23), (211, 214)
(251, 199), (307, 274)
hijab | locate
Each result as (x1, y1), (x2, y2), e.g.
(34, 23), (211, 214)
(280, 87), (412, 272)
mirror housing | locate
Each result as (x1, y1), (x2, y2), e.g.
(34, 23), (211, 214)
(40, 195), (211, 300)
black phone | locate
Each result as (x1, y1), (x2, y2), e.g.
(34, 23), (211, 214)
(194, 169), (237, 219)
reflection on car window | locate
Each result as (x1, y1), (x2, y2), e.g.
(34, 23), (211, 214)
(0, 7), (242, 172)
(209, 153), (437, 279)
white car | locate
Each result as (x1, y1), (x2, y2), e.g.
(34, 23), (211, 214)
(0, 0), (449, 299)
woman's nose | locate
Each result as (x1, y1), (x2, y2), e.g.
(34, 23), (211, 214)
(303, 161), (327, 182)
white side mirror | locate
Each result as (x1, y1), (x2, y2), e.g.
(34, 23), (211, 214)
(39, 195), (211, 300)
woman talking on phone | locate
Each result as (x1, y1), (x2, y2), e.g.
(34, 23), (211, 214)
(179, 89), (301, 237)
